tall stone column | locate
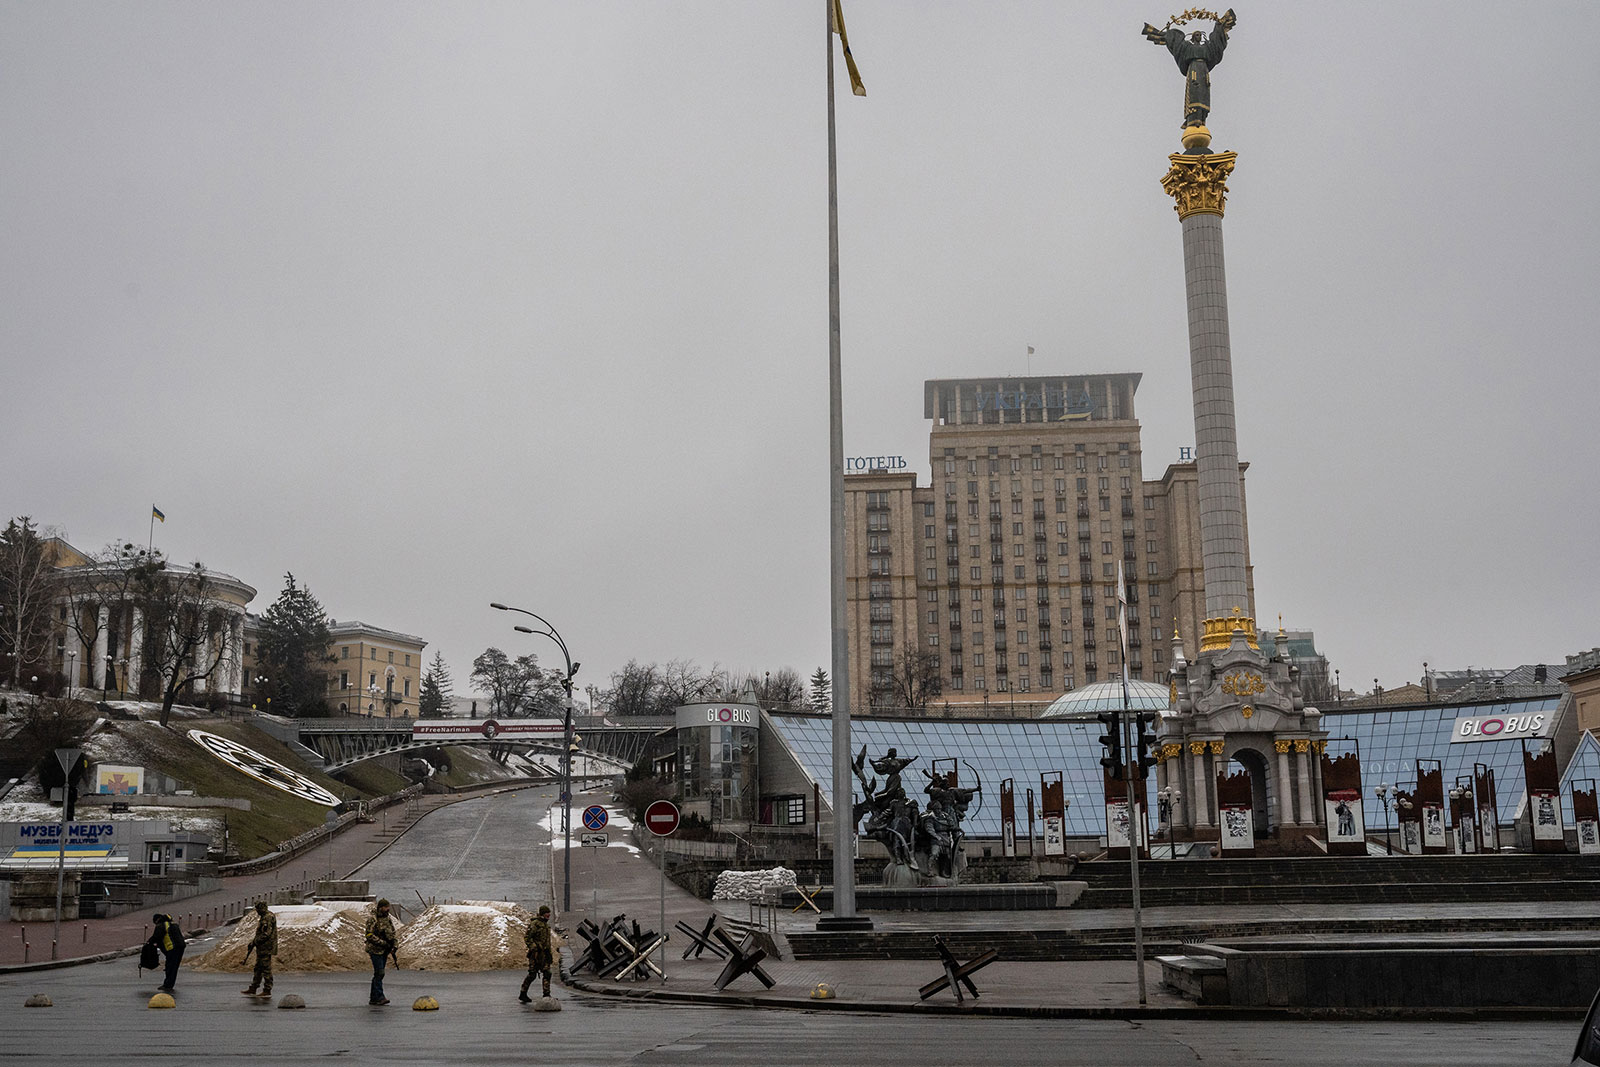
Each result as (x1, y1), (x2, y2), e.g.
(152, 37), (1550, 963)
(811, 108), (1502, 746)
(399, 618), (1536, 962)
(1161, 150), (1251, 646)
(1189, 742), (1213, 827)
(1275, 739), (1295, 824)
(128, 607), (144, 694)
(229, 615), (245, 696)
(1294, 741), (1315, 822)
(93, 606), (110, 689)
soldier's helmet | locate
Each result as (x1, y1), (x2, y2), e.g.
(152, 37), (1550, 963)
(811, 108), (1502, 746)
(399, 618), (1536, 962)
(538, 905), (551, 917)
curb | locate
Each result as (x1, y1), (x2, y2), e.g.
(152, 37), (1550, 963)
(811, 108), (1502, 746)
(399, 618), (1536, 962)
(559, 971), (1588, 1022)
(0, 945), (144, 975)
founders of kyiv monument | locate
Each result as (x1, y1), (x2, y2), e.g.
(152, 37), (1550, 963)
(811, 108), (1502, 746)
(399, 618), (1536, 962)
(1142, 8), (1237, 135)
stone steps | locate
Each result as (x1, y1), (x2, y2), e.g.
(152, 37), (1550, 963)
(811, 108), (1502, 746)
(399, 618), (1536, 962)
(788, 914), (1600, 962)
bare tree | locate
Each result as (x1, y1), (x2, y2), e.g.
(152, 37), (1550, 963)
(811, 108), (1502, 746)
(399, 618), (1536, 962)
(471, 647), (558, 716)
(0, 517), (60, 687)
(604, 660), (659, 717)
(135, 561), (241, 727)
(884, 648), (943, 712)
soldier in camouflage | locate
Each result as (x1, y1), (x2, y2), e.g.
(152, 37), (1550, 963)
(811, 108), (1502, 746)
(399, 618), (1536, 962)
(364, 898), (398, 1005)
(241, 900), (278, 997)
(519, 904), (554, 1002)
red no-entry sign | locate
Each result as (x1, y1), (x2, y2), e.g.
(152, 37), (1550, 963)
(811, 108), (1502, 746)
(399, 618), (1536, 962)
(644, 799), (681, 836)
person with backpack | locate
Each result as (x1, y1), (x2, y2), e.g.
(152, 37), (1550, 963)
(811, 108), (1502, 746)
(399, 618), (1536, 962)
(241, 901), (278, 998)
(146, 913), (185, 993)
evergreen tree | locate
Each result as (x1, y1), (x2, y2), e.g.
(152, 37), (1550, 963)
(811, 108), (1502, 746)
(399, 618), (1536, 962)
(418, 651), (453, 718)
(255, 573), (334, 717)
(808, 667), (831, 713)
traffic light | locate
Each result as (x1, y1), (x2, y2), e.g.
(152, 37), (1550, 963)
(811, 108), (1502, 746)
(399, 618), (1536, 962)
(1096, 710), (1123, 777)
(1133, 711), (1158, 780)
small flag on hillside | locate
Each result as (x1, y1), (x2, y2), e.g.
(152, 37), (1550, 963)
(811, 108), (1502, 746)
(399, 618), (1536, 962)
(830, 0), (866, 97)
(152, 506), (165, 523)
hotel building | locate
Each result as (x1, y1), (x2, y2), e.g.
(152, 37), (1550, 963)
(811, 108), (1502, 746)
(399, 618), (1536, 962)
(844, 373), (1253, 715)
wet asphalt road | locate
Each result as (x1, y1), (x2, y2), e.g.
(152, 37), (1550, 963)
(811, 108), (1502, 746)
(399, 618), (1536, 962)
(0, 787), (1578, 1066)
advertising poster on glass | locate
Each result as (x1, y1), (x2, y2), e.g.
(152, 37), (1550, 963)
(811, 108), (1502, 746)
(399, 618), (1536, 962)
(1395, 786), (1421, 855)
(1415, 759), (1448, 854)
(1216, 767), (1254, 855)
(1000, 778), (1017, 858)
(1042, 771), (1067, 857)
(1524, 743), (1566, 853)
(1475, 763), (1500, 852)
(1574, 780), (1600, 857)
(1321, 748), (1365, 856)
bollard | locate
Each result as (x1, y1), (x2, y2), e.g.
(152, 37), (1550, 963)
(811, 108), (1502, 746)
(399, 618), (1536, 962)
(51, 939), (57, 960)
(83, 924), (87, 944)
(23, 942), (28, 963)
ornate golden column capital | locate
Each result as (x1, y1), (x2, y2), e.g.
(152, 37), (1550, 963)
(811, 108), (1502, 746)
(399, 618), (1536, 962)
(1161, 150), (1239, 220)
(1188, 740), (1208, 755)
(1207, 740), (1226, 755)
(1273, 738), (1293, 754)
(1292, 739), (1310, 753)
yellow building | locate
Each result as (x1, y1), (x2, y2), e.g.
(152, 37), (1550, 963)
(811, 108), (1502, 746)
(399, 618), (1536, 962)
(241, 617), (427, 719)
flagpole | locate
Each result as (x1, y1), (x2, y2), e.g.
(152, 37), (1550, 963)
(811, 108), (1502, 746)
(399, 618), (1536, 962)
(148, 510), (155, 555)
(824, 0), (863, 929)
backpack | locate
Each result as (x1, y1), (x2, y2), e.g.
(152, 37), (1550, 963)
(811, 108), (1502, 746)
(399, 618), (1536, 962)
(140, 942), (160, 971)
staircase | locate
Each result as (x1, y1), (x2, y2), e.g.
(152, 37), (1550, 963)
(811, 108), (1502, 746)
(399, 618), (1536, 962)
(1069, 853), (1600, 908)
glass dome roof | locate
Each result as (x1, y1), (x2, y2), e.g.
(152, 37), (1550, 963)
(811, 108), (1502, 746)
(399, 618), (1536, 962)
(1040, 679), (1172, 717)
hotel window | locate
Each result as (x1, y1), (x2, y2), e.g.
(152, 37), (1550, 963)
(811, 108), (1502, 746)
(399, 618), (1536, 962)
(1099, 477), (1110, 491)
(1013, 566), (1025, 579)
(369, 672), (377, 687)
(975, 653), (985, 667)
(945, 459), (956, 474)
(1145, 497), (1155, 510)
(1148, 540), (1158, 553)
(1019, 653), (1029, 666)
(404, 679), (411, 697)
(1031, 456), (1043, 471)
(1076, 456), (1087, 471)
(1148, 562), (1159, 576)
(1011, 458), (1022, 473)
(1054, 455), (1064, 470)
(340, 671), (349, 689)
(927, 590), (939, 602)
(928, 610), (939, 624)
(926, 569), (936, 582)
(925, 524), (935, 539)
(387, 651), (394, 663)
(1120, 476), (1131, 490)
(1098, 455), (1108, 470)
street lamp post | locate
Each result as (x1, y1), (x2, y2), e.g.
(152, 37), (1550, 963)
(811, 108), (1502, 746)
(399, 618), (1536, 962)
(103, 655), (113, 703)
(1375, 783), (1394, 855)
(66, 649), (76, 697)
(492, 602), (579, 913)
(1157, 786), (1182, 852)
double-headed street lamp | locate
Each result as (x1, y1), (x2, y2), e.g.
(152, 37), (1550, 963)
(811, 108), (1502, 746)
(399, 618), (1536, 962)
(491, 602), (579, 913)
(1374, 783), (1395, 855)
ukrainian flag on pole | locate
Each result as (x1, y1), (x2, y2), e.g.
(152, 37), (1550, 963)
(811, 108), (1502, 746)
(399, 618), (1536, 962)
(152, 506), (165, 523)
(831, 0), (866, 96)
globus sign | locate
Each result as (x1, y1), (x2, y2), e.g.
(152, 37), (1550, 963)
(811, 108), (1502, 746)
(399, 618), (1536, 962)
(674, 703), (760, 731)
(1449, 710), (1551, 744)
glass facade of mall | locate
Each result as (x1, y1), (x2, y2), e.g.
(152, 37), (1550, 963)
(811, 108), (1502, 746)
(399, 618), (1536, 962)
(675, 703), (759, 822)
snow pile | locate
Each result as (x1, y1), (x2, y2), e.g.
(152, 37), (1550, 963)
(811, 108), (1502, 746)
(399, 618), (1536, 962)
(711, 866), (798, 902)
(398, 899), (534, 972)
(191, 901), (402, 973)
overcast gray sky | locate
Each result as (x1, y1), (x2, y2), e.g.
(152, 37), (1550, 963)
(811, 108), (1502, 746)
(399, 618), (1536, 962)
(4, 2), (1596, 701)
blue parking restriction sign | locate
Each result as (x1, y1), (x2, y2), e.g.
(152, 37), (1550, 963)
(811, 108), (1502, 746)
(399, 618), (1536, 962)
(582, 804), (609, 831)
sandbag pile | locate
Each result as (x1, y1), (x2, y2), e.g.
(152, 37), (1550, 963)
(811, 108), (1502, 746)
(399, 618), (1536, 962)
(190, 901), (402, 973)
(710, 866), (798, 902)
(398, 900), (533, 972)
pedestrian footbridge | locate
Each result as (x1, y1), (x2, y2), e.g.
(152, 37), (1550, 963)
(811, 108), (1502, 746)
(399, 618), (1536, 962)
(253, 715), (665, 774)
